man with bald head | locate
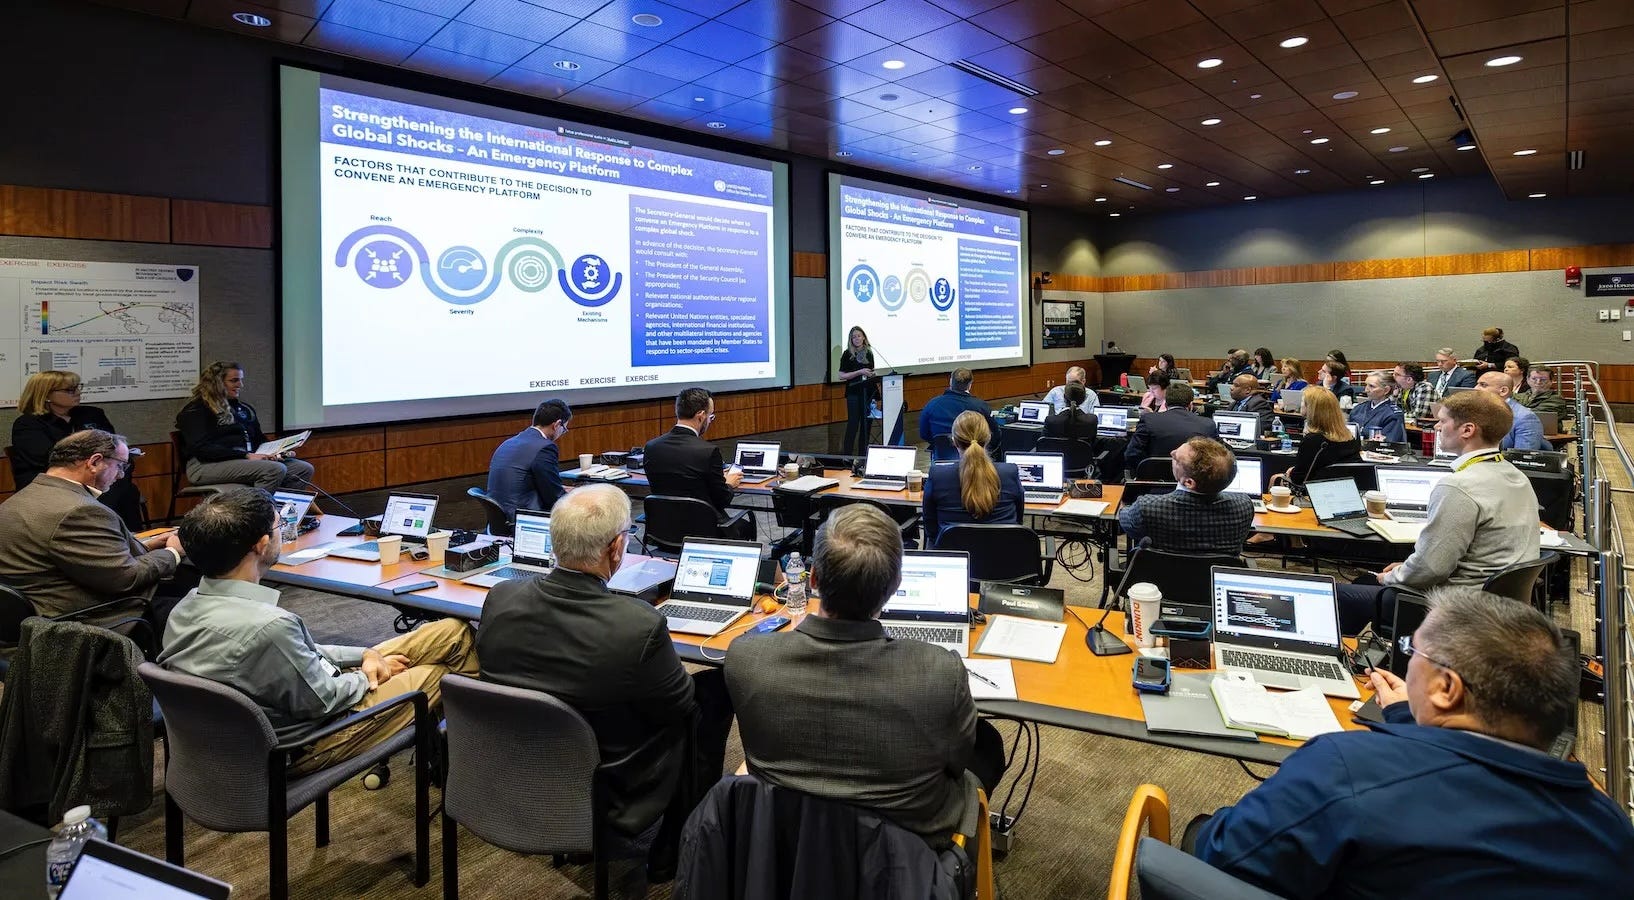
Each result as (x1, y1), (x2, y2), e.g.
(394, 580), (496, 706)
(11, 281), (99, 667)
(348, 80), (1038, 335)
(1044, 365), (1097, 414)
(1226, 373), (1271, 415)
(1476, 370), (1546, 451)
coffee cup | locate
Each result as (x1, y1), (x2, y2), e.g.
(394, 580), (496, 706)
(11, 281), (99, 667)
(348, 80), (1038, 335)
(1269, 485), (1294, 510)
(1127, 582), (1163, 648)
(579, 453), (594, 471)
(906, 470), (925, 492)
(376, 535), (402, 563)
(782, 462), (799, 478)
(1364, 490), (1389, 518)
(425, 531), (451, 564)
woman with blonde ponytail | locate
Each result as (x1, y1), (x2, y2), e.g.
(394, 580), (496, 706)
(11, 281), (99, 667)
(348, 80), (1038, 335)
(921, 411), (1023, 544)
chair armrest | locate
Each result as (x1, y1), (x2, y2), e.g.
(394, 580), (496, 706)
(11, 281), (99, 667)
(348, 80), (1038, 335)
(1040, 535), (1057, 582)
(50, 595), (147, 623)
(273, 689), (428, 753)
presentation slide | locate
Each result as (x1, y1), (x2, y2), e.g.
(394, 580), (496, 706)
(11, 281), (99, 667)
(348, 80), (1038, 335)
(279, 67), (790, 429)
(828, 174), (1029, 379)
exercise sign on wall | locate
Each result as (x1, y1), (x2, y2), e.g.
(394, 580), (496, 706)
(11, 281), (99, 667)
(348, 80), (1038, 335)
(0, 258), (201, 408)
(1042, 299), (1086, 349)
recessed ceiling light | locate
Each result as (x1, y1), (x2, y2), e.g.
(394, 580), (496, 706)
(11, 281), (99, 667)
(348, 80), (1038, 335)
(232, 11), (271, 26)
(692, 95), (705, 102)
(1198, 58), (1223, 68)
(1005, 189), (1017, 193)
(1513, 148), (1537, 156)
(878, 93), (899, 102)
(1369, 178), (1385, 185)
(1047, 148), (1066, 155)
(1243, 195), (1257, 200)
(705, 121), (726, 129)
(836, 151), (853, 158)
(1412, 74), (1439, 84)
(1095, 197), (1107, 202)
(1332, 90), (1358, 100)
(1411, 167), (1429, 172)
(1388, 146), (1408, 152)
(1094, 139), (1112, 146)
(881, 59), (906, 70)
(1009, 106), (1029, 115)
(1456, 143), (1476, 151)
(1164, 187), (1179, 192)
(1110, 212), (1121, 217)
(1486, 55), (1523, 67)
(631, 13), (663, 26)
(1206, 181), (1221, 186)
(1370, 127), (1391, 134)
(1280, 36), (1309, 48)
(1302, 129), (1313, 134)
(1418, 173), (1435, 179)
(1294, 168), (1310, 174)
(967, 164), (982, 171)
(1249, 93), (1262, 99)
(1310, 137), (1329, 144)
(1529, 192), (1547, 198)
(554, 60), (581, 70)
(1157, 163), (1173, 169)
(1201, 117), (1222, 126)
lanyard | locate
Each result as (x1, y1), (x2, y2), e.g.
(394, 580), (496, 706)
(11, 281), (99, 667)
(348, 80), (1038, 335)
(1455, 452), (1501, 472)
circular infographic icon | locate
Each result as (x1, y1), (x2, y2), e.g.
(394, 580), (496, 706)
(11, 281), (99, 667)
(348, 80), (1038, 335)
(904, 268), (931, 303)
(880, 275), (905, 311)
(354, 240), (412, 288)
(567, 254), (618, 307)
(508, 251), (554, 293)
(846, 264), (880, 304)
(930, 277), (956, 311)
(436, 246), (487, 293)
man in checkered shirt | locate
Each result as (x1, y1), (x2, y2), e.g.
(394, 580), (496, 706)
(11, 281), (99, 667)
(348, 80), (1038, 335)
(1394, 362), (1437, 422)
(1117, 437), (1254, 556)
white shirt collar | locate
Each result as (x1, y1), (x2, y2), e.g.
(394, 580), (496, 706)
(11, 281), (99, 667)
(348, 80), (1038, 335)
(676, 422), (700, 435)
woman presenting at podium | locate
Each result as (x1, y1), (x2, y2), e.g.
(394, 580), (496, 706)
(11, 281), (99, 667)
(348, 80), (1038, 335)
(838, 326), (877, 458)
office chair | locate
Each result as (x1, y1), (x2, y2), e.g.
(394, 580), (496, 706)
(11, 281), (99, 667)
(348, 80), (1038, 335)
(814, 493), (920, 547)
(1112, 786), (1282, 900)
(1035, 436), (1102, 479)
(1109, 784), (1170, 900)
(166, 431), (224, 521)
(1320, 461), (1377, 492)
(935, 524), (1055, 590)
(1134, 457), (1177, 481)
(1482, 552), (1559, 610)
(1102, 545), (1245, 610)
(466, 486), (513, 537)
(930, 433), (959, 462)
(640, 495), (732, 556)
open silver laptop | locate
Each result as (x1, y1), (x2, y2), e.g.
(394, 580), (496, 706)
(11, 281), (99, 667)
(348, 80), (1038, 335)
(1127, 374), (1147, 392)
(328, 492), (438, 561)
(1009, 451), (1066, 505)
(463, 509), (553, 587)
(1428, 428), (1458, 466)
(1097, 406), (1130, 437)
(1375, 466), (1449, 522)
(1306, 477), (1378, 537)
(880, 550), (971, 656)
(1277, 387), (1304, 413)
(1222, 456), (1263, 497)
(1212, 410), (1260, 449)
(1216, 383), (1233, 402)
(1173, 367), (1192, 382)
(271, 488), (316, 523)
(658, 538), (762, 636)
(1015, 401), (1052, 425)
(854, 444), (917, 491)
(1211, 567), (1360, 699)
(734, 441), (781, 484)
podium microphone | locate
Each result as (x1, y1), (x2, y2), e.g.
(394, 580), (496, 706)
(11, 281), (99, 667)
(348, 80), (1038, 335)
(1087, 537), (1149, 656)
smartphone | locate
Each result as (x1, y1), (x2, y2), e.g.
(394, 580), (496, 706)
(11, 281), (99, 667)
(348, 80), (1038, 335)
(748, 615), (791, 634)
(1150, 617), (1211, 640)
(1132, 656), (1171, 694)
(391, 580), (438, 595)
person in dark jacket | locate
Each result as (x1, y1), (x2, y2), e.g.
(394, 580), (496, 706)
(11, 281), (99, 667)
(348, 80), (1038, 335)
(1042, 383), (1099, 441)
(478, 485), (732, 883)
(918, 368), (991, 444)
(1191, 588), (1634, 900)
(1348, 372), (1407, 443)
(485, 398), (570, 518)
(9, 369), (143, 529)
(1286, 386), (1362, 485)
(643, 387), (752, 539)
(175, 361), (313, 491)
(1472, 326), (1519, 372)
(1125, 383), (1218, 468)
(837, 325), (879, 458)
(922, 412), (1023, 545)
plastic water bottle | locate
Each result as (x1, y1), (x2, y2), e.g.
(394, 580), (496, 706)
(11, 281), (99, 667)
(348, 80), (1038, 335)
(783, 553), (807, 616)
(46, 806), (107, 898)
(1272, 417), (1292, 453)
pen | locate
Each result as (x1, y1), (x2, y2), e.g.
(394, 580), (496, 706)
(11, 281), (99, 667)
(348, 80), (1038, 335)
(967, 669), (1001, 690)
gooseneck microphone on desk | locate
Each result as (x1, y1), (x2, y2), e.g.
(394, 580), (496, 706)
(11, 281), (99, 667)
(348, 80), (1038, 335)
(1086, 537), (1150, 656)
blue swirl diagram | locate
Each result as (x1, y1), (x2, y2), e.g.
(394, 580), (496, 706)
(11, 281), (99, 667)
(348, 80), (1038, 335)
(333, 225), (622, 308)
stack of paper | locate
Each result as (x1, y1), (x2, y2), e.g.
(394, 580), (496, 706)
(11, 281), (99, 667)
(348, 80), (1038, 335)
(1054, 499), (1109, 517)
(1209, 676), (1344, 740)
(1367, 518), (1425, 543)
(778, 475), (840, 493)
(973, 616), (1068, 663)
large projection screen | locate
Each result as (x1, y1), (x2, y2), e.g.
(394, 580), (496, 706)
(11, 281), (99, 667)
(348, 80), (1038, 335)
(280, 66), (791, 429)
(828, 173), (1029, 379)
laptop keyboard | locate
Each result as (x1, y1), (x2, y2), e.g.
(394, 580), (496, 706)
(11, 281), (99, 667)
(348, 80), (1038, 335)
(482, 565), (545, 581)
(884, 625), (964, 645)
(1390, 510), (1429, 522)
(1024, 491), (1064, 505)
(1221, 648), (1347, 682)
(855, 479), (906, 491)
(663, 604), (740, 623)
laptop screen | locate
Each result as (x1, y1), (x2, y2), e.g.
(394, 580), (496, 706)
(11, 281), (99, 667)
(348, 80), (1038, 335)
(1127, 374), (1146, 392)
(1376, 467), (1447, 507)
(1212, 411), (1259, 441)
(1223, 456), (1263, 495)
(1098, 407), (1129, 434)
(864, 445), (916, 477)
(271, 489), (315, 523)
(1009, 452), (1065, 490)
(62, 840), (229, 900)
(1217, 384), (1233, 401)
(1279, 388), (1303, 411)
(884, 551), (970, 616)
(1173, 367), (1192, 382)
(381, 494), (437, 538)
(1017, 401), (1052, 423)
(735, 442), (780, 473)
(675, 540), (759, 601)
(512, 510), (553, 562)
(1212, 568), (1341, 648)
(1306, 478), (1365, 519)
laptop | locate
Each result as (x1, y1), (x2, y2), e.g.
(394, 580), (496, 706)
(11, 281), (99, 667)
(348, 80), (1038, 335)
(1305, 477), (1377, 537)
(1212, 410), (1260, 448)
(658, 538), (762, 635)
(1216, 383), (1233, 402)
(1210, 567), (1360, 699)
(462, 509), (554, 587)
(1015, 400), (1052, 425)
(1277, 387), (1303, 413)
(1428, 429), (1458, 466)
(1009, 451), (1066, 505)
(1173, 367), (1192, 382)
(880, 550), (972, 656)
(1374, 466), (1448, 522)
(271, 488), (317, 523)
(1535, 411), (1560, 434)
(61, 838), (231, 899)
(1097, 406), (1130, 437)
(734, 441), (781, 484)
(1223, 456), (1263, 496)
(1346, 422), (1361, 439)
(854, 444), (918, 491)
(328, 492), (439, 560)
(1127, 374), (1147, 392)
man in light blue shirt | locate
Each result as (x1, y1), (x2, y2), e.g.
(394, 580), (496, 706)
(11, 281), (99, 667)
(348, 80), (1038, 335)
(1477, 372), (1547, 451)
(1043, 366), (1097, 414)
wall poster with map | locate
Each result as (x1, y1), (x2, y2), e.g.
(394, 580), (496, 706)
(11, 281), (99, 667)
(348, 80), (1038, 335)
(0, 258), (200, 407)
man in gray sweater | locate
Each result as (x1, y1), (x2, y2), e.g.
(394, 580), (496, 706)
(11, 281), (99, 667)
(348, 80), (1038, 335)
(1337, 391), (1539, 634)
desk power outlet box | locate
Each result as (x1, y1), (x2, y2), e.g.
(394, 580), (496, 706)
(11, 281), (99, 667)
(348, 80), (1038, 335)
(445, 541), (502, 573)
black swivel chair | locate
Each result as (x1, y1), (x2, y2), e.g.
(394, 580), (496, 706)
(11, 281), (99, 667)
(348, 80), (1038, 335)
(1035, 436), (1102, 479)
(814, 493), (920, 547)
(1104, 545), (1247, 612)
(466, 486), (513, 537)
(1133, 457), (1177, 481)
(1321, 461), (1377, 492)
(935, 524), (1055, 591)
(0, 582), (33, 678)
(640, 495), (730, 557)
(769, 487), (822, 559)
(930, 433), (959, 462)
(1483, 551), (1560, 610)
(166, 430), (225, 521)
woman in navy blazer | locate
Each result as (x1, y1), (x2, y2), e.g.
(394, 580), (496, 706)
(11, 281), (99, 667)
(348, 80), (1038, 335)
(922, 411), (1024, 545)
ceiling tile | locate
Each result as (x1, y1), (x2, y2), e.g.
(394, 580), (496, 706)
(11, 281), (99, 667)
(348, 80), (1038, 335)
(968, 0), (1084, 41)
(453, 0), (575, 43)
(847, 0), (962, 42)
(547, 19), (660, 63)
(322, 0), (446, 43)
(425, 20), (538, 65)
(716, 0), (833, 40)
(626, 44), (727, 81)
(666, 21), (777, 63)
(784, 20), (895, 63)
(303, 19), (419, 63)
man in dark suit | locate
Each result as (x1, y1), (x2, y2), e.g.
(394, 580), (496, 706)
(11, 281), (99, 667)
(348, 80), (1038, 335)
(477, 484), (733, 883)
(725, 504), (1006, 846)
(1431, 347), (1476, 398)
(1117, 437), (1254, 555)
(1125, 382), (1219, 470)
(0, 429), (183, 623)
(643, 387), (753, 539)
(918, 367), (992, 443)
(485, 398), (571, 518)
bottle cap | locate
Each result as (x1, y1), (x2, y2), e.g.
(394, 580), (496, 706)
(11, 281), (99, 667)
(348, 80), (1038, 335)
(64, 805), (91, 825)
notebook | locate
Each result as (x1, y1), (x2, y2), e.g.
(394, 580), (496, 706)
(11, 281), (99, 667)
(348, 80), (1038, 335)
(1210, 567), (1359, 699)
(1015, 401), (1052, 425)
(1212, 410), (1261, 447)
(327, 492), (439, 560)
(1097, 406), (1130, 437)
(1223, 456), (1263, 495)
(734, 441), (781, 484)
(853, 444), (918, 491)
(462, 509), (553, 587)
(658, 538), (762, 636)
(1008, 450), (1066, 505)
(880, 550), (971, 656)
(1209, 674), (1345, 739)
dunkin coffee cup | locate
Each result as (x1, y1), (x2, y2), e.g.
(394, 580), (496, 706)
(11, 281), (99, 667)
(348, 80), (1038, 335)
(1128, 582), (1163, 649)
(1364, 490), (1389, 518)
(906, 471), (925, 492)
(1269, 485), (1294, 510)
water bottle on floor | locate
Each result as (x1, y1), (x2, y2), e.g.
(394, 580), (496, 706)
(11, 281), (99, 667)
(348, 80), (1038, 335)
(46, 805), (107, 898)
(783, 553), (807, 616)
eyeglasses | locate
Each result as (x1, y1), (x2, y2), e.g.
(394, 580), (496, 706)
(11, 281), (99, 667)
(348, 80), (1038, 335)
(104, 456), (132, 475)
(52, 385), (82, 395)
(1397, 633), (1472, 689)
